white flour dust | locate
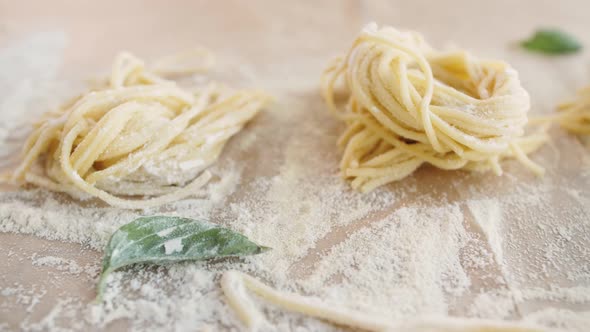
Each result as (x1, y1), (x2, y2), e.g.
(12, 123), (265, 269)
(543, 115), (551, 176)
(0, 31), (68, 163)
(1, 31), (589, 332)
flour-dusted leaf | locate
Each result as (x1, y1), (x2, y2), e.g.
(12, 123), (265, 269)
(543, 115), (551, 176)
(521, 29), (582, 54)
(97, 216), (269, 300)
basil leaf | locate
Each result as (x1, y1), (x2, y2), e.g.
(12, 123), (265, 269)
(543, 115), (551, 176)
(521, 29), (582, 54)
(97, 216), (269, 300)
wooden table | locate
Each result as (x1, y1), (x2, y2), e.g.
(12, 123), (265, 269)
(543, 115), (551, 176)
(1, 1), (589, 331)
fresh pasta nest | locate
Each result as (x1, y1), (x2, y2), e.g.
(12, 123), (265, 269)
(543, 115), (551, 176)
(321, 23), (547, 192)
(11, 51), (270, 208)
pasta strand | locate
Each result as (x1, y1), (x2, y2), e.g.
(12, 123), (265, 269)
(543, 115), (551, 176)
(221, 270), (546, 332)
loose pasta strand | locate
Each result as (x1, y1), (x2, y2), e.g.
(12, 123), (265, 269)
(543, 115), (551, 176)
(221, 270), (547, 332)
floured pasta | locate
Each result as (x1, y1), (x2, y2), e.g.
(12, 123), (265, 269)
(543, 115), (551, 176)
(321, 23), (548, 192)
(10, 50), (270, 208)
(556, 86), (590, 135)
(221, 270), (546, 332)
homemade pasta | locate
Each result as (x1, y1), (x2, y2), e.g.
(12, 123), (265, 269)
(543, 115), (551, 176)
(321, 23), (548, 192)
(556, 86), (590, 135)
(221, 270), (546, 332)
(10, 50), (270, 208)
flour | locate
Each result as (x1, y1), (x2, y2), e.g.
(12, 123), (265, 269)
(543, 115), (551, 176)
(157, 228), (175, 237)
(20, 298), (84, 332)
(519, 286), (590, 304)
(1, 285), (46, 314)
(469, 291), (516, 319)
(302, 204), (472, 317)
(163, 239), (183, 255)
(1, 30), (590, 332)
(0, 31), (68, 163)
(32, 255), (83, 275)
(466, 199), (504, 264)
(523, 308), (590, 332)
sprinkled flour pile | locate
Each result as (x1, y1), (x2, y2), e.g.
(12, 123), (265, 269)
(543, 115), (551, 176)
(1, 32), (590, 332)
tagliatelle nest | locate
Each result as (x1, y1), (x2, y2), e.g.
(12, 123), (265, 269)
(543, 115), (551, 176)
(11, 50), (270, 208)
(321, 23), (548, 192)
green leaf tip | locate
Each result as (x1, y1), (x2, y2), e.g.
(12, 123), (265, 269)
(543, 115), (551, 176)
(521, 28), (582, 55)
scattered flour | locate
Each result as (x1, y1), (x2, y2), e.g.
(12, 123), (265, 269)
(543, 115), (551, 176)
(163, 239), (184, 255)
(1, 284), (46, 314)
(519, 286), (590, 304)
(523, 308), (590, 332)
(31, 255), (83, 275)
(466, 199), (504, 264)
(469, 290), (516, 319)
(19, 298), (84, 332)
(0, 31), (68, 163)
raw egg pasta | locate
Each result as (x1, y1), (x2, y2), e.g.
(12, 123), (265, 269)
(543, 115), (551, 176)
(11, 50), (270, 208)
(321, 24), (548, 192)
(556, 86), (590, 135)
(221, 270), (546, 332)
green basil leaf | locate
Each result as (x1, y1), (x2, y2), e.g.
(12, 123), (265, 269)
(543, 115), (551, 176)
(97, 216), (269, 300)
(521, 29), (582, 54)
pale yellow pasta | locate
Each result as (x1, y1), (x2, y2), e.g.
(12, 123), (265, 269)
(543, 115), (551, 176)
(221, 270), (547, 332)
(321, 23), (547, 192)
(557, 86), (590, 135)
(11, 51), (270, 208)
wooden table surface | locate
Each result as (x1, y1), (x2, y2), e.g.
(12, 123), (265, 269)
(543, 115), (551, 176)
(1, 1), (589, 331)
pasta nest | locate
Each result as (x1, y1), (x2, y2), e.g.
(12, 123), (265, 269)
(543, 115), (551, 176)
(321, 23), (547, 192)
(11, 51), (270, 208)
